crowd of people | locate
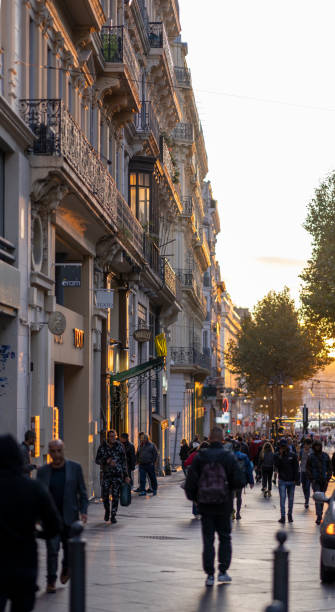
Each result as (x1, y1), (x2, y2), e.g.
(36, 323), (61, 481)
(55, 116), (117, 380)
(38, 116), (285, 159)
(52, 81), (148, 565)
(1, 425), (335, 607)
(183, 428), (335, 586)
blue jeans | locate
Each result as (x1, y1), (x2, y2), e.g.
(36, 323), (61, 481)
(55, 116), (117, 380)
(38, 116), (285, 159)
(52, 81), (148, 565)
(278, 481), (295, 517)
(139, 463), (158, 492)
(301, 472), (310, 505)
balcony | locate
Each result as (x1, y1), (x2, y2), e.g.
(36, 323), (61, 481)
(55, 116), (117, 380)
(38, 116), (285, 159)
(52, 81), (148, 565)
(174, 66), (191, 87)
(159, 136), (182, 212)
(171, 122), (194, 144)
(147, 22), (181, 128)
(161, 257), (177, 297)
(170, 346), (211, 375)
(176, 269), (207, 319)
(100, 26), (141, 119)
(133, 101), (160, 153)
(61, 0), (105, 31)
(128, 0), (150, 54)
(19, 99), (143, 259)
(143, 235), (160, 277)
(193, 228), (211, 271)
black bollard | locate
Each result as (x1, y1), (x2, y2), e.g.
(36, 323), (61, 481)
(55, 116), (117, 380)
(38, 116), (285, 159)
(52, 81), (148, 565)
(265, 602), (284, 612)
(69, 521), (85, 612)
(273, 531), (289, 612)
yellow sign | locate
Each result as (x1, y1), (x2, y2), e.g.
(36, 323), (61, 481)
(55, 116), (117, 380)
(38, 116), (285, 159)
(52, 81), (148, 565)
(74, 328), (84, 349)
(53, 406), (59, 439)
(155, 333), (167, 357)
(161, 419), (169, 431)
(31, 415), (40, 458)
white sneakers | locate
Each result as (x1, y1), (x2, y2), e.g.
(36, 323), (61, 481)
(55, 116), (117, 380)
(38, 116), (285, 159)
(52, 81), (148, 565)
(205, 572), (232, 586)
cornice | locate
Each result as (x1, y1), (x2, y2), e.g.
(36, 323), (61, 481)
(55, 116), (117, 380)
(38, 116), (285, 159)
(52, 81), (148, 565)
(0, 96), (35, 149)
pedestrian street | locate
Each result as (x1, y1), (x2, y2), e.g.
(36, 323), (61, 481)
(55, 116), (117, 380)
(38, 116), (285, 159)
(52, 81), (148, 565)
(34, 472), (335, 612)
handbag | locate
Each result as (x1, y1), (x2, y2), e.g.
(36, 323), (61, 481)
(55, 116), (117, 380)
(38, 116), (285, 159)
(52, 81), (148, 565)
(120, 481), (131, 507)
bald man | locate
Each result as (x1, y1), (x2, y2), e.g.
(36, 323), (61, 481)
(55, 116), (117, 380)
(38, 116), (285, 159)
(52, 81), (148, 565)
(37, 440), (88, 594)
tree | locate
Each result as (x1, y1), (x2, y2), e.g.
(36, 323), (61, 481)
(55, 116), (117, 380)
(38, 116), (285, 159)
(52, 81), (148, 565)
(300, 172), (335, 336)
(225, 289), (331, 418)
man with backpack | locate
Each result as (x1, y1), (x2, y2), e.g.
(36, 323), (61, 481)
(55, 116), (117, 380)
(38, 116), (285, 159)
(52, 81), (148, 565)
(231, 440), (254, 519)
(184, 427), (245, 587)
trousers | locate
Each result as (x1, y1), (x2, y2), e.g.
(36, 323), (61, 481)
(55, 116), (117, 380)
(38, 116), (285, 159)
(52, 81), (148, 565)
(235, 489), (242, 514)
(201, 513), (232, 576)
(139, 463), (158, 492)
(312, 480), (328, 519)
(47, 525), (71, 583)
(301, 472), (311, 505)
(102, 477), (122, 516)
(262, 467), (273, 491)
(278, 481), (295, 517)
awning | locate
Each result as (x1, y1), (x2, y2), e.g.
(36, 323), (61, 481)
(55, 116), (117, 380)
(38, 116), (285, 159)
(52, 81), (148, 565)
(110, 356), (164, 383)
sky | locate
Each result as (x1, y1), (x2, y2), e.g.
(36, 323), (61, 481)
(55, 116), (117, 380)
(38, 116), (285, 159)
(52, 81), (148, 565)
(178, 0), (335, 310)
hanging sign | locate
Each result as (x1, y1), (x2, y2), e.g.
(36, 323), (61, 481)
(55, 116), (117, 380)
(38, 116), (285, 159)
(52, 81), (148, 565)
(96, 289), (114, 309)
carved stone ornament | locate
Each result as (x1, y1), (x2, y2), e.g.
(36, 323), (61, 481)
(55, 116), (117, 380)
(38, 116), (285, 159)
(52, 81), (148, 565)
(48, 311), (66, 336)
(31, 173), (69, 215)
(96, 236), (121, 272)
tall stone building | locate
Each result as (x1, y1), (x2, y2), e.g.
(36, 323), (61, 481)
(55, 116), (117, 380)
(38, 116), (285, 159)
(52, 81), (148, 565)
(0, 0), (229, 487)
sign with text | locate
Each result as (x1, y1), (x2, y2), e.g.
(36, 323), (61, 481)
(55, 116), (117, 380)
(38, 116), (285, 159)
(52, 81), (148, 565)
(56, 263), (82, 287)
(73, 328), (84, 349)
(96, 289), (114, 309)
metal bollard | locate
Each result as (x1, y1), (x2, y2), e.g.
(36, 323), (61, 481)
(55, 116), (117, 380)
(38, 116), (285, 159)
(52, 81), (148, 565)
(273, 531), (289, 612)
(265, 602), (284, 612)
(69, 520), (86, 612)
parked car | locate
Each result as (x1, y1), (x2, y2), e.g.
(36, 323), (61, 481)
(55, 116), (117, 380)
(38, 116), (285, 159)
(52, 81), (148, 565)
(314, 490), (335, 582)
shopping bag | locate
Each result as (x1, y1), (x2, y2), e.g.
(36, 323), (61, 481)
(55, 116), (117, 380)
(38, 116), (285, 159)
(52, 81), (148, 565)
(120, 482), (131, 506)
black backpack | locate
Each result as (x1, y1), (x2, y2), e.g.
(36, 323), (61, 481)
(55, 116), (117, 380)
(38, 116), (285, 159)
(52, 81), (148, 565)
(197, 461), (229, 504)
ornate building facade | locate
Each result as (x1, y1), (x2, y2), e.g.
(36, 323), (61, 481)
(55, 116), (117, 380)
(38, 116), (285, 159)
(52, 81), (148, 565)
(0, 0), (238, 485)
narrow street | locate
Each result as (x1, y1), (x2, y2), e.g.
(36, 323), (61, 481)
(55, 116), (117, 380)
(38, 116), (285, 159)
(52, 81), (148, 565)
(34, 473), (335, 612)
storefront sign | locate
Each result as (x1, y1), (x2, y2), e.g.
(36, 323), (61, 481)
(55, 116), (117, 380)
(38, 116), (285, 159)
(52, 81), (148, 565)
(96, 289), (114, 309)
(161, 419), (169, 431)
(133, 328), (151, 342)
(73, 328), (84, 349)
(56, 263), (82, 287)
(216, 412), (230, 424)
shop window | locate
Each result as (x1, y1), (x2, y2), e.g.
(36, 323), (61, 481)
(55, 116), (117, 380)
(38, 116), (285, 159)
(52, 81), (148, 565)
(129, 171), (151, 226)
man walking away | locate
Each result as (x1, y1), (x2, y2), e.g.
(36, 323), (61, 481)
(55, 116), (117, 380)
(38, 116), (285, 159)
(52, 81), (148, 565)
(96, 430), (129, 523)
(37, 439), (88, 593)
(185, 427), (245, 587)
(232, 440), (254, 519)
(20, 430), (37, 477)
(306, 440), (332, 524)
(137, 434), (158, 496)
(274, 438), (300, 524)
(259, 442), (274, 498)
(0, 435), (60, 611)
(300, 438), (312, 509)
(120, 433), (136, 487)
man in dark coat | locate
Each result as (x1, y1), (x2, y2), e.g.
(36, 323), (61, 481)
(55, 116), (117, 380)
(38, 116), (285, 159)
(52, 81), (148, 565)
(37, 439), (88, 593)
(306, 440), (332, 524)
(0, 435), (60, 611)
(120, 432), (136, 486)
(96, 430), (129, 523)
(136, 434), (158, 496)
(274, 438), (300, 524)
(185, 427), (244, 587)
(20, 429), (37, 477)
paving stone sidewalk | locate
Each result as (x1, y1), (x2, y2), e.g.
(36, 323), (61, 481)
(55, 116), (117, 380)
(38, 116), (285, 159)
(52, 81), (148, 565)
(33, 472), (335, 612)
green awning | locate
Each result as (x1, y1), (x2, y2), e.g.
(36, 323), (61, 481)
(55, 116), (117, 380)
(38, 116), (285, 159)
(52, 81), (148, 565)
(110, 357), (164, 383)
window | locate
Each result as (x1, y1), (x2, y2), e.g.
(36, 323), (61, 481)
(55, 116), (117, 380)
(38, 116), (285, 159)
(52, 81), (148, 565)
(129, 172), (151, 226)
(47, 47), (53, 98)
(0, 150), (4, 236)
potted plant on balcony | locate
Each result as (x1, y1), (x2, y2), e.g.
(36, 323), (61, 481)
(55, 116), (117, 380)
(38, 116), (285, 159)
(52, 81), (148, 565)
(102, 31), (120, 62)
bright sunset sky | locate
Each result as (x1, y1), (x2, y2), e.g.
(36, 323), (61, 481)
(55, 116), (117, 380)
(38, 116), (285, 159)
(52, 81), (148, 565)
(179, 0), (335, 309)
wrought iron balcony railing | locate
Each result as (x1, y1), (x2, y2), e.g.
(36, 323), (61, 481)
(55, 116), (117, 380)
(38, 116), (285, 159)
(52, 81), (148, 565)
(182, 196), (194, 217)
(160, 135), (176, 184)
(143, 234), (160, 277)
(174, 66), (191, 86)
(171, 122), (194, 142)
(101, 25), (141, 87)
(19, 99), (144, 256)
(176, 268), (207, 315)
(170, 346), (211, 371)
(161, 257), (177, 296)
(134, 101), (160, 148)
(148, 22), (175, 84)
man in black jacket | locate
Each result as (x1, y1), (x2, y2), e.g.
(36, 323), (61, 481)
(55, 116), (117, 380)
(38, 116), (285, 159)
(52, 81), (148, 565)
(306, 440), (332, 524)
(96, 430), (129, 522)
(274, 438), (300, 524)
(0, 435), (60, 611)
(185, 426), (244, 587)
(37, 439), (88, 593)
